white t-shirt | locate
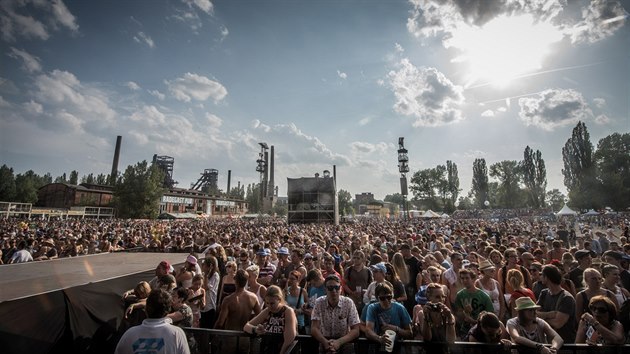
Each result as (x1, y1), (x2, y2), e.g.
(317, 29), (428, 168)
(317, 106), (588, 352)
(115, 318), (190, 354)
(10, 249), (33, 263)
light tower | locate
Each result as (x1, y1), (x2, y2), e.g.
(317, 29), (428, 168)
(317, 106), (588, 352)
(397, 137), (409, 219)
(256, 142), (269, 213)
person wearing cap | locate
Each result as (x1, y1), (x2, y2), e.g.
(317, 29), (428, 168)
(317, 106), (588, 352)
(475, 259), (505, 318)
(256, 248), (276, 287)
(363, 263), (391, 305)
(536, 265), (577, 343)
(176, 255), (198, 289)
(311, 274), (360, 354)
(303, 252), (317, 273)
(272, 246), (293, 289)
(506, 297), (563, 354)
(568, 249), (595, 293)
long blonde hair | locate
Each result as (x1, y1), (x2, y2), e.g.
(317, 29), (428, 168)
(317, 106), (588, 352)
(507, 268), (525, 291)
(392, 252), (410, 284)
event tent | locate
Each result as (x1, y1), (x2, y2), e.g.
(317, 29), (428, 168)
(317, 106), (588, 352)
(556, 204), (577, 216)
(583, 209), (599, 216)
(421, 210), (442, 218)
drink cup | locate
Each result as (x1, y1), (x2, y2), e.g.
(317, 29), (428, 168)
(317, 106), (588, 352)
(356, 286), (362, 293)
(385, 329), (396, 352)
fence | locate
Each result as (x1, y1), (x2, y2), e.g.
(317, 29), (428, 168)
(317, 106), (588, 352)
(182, 327), (630, 354)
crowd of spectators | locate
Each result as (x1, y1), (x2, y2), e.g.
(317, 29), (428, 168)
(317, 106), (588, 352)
(3, 215), (630, 353)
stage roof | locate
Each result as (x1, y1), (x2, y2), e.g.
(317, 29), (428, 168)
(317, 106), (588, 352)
(0, 252), (184, 302)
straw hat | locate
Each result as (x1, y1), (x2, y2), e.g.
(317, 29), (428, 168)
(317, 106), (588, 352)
(479, 259), (495, 271)
(514, 297), (541, 311)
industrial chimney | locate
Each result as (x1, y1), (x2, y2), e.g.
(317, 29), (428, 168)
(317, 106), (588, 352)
(227, 170), (231, 195)
(268, 145), (275, 197)
(110, 135), (122, 185)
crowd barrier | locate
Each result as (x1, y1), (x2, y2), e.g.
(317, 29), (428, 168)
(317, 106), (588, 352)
(182, 327), (630, 354)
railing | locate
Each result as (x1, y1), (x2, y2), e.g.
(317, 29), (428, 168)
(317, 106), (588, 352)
(182, 327), (630, 354)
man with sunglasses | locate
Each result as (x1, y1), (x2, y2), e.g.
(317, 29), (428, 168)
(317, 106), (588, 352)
(364, 283), (412, 352)
(311, 275), (360, 354)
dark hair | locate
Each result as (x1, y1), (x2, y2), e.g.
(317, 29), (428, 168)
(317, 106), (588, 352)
(306, 268), (322, 282)
(235, 269), (248, 287)
(324, 274), (340, 286)
(542, 265), (562, 285)
(375, 282), (393, 297)
(145, 289), (172, 318)
(478, 311), (501, 329)
(174, 287), (189, 301)
(589, 295), (617, 321)
(204, 256), (219, 278)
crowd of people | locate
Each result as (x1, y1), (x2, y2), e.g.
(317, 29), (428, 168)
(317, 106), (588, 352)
(3, 215), (630, 354)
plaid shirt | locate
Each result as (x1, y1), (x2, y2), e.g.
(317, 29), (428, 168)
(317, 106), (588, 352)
(311, 295), (360, 339)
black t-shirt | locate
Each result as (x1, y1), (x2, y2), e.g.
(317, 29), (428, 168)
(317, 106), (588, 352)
(568, 267), (585, 292)
(537, 289), (576, 343)
(556, 230), (569, 242)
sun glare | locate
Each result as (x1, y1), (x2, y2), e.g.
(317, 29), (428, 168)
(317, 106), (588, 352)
(448, 14), (564, 88)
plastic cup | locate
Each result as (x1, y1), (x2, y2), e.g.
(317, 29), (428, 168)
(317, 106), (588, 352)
(385, 329), (396, 352)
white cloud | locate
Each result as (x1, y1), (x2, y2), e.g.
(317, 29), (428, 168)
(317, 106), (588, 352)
(23, 100), (43, 114)
(50, 0), (79, 32)
(394, 43), (404, 53)
(0, 0), (78, 42)
(568, 0), (627, 44)
(205, 113), (222, 128)
(8, 47), (42, 73)
(387, 58), (465, 127)
(32, 69), (117, 131)
(252, 119), (271, 133)
(0, 96), (10, 107)
(219, 25), (229, 42)
(130, 105), (167, 127)
(133, 31), (155, 48)
(518, 88), (592, 131)
(165, 72), (227, 103)
(337, 70), (347, 80)
(172, 10), (202, 32)
(358, 116), (371, 126)
(125, 81), (141, 91)
(350, 141), (390, 155)
(182, 0), (214, 15)
(595, 114), (610, 125)
(480, 109), (495, 117)
(148, 89), (166, 100)
(497, 106), (507, 112)
(593, 97), (606, 109)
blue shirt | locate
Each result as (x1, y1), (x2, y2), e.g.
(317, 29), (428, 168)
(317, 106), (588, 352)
(365, 301), (411, 335)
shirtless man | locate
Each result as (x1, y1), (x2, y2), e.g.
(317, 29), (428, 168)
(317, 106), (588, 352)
(215, 269), (261, 354)
(442, 252), (464, 307)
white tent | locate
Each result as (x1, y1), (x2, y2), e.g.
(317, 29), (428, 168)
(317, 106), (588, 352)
(583, 209), (599, 216)
(441, 213), (449, 218)
(556, 204), (577, 216)
(421, 210), (442, 218)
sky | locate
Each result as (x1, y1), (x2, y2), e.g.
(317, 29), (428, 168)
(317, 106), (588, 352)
(1, 0), (629, 201)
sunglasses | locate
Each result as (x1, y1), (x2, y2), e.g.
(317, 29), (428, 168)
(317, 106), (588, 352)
(589, 306), (607, 314)
(379, 295), (393, 301)
(326, 285), (341, 292)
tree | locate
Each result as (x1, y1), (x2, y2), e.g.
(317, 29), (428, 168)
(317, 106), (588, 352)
(14, 170), (48, 203)
(272, 203), (287, 217)
(0, 165), (16, 201)
(471, 158), (489, 208)
(489, 160), (523, 209)
(96, 173), (108, 185)
(445, 160), (460, 213)
(81, 173), (96, 184)
(245, 183), (261, 213)
(457, 196), (474, 210)
(54, 173), (67, 184)
(337, 189), (354, 216)
(384, 193), (405, 206)
(562, 121), (598, 209)
(594, 132), (630, 210)
(521, 146), (547, 208)
(410, 166), (446, 211)
(546, 189), (566, 211)
(69, 170), (79, 185)
(113, 161), (165, 219)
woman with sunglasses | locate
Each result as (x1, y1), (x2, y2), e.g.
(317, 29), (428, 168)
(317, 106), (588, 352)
(244, 285), (297, 354)
(364, 282), (413, 352)
(576, 295), (624, 345)
(576, 268), (619, 322)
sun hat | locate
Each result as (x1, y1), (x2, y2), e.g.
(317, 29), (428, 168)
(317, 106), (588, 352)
(186, 254), (198, 265)
(514, 297), (541, 311)
(277, 247), (290, 255)
(370, 262), (387, 274)
(479, 259), (495, 271)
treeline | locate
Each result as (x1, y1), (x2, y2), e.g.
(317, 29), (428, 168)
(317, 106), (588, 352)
(395, 122), (629, 213)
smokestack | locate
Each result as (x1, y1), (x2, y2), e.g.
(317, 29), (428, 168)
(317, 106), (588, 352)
(110, 135), (122, 185)
(227, 170), (231, 195)
(268, 145), (275, 197)
(263, 150), (269, 198)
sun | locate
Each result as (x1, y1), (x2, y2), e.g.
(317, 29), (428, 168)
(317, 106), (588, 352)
(447, 14), (564, 88)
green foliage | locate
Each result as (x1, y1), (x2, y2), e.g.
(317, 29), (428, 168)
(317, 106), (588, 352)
(410, 161), (459, 212)
(0, 165), (17, 201)
(545, 189), (566, 211)
(245, 183), (262, 213)
(594, 132), (630, 210)
(272, 202), (288, 216)
(384, 193), (404, 205)
(489, 160), (523, 208)
(14, 170), (49, 203)
(337, 189), (353, 216)
(113, 160), (165, 219)
(457, 196), (474, 210)
(227, 185), (245, 199)
(96, 173), (108, 185)
(69, 170), (79, 185)
(54, 173), (67, 183)
(445, 160), (460, 213)
(81, 173), (95, 184)
(471, 158), (489, 208)
(562, 121), (598, 209)
(521, 146), (547, 208)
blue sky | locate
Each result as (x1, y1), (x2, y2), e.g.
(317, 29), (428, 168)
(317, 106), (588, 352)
(1, 0), (628, 201)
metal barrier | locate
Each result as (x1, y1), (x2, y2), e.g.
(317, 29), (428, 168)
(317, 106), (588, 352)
(182, 327), (630, 354)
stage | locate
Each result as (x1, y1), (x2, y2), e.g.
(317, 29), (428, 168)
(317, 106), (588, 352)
(0, 252), (185, 354)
